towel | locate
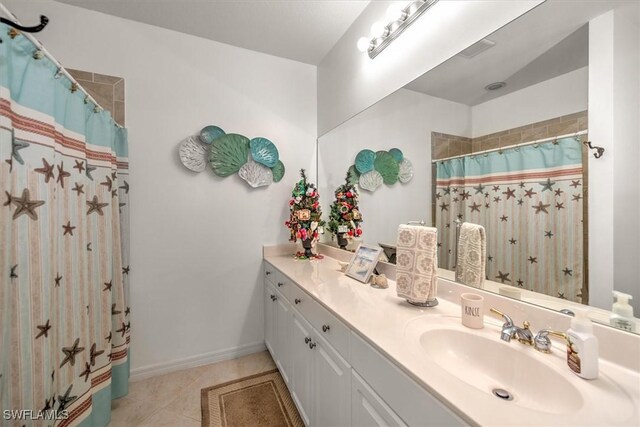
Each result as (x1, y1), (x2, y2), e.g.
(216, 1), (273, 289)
(456, 222), (486, 288)
(395, 224), (438, 304)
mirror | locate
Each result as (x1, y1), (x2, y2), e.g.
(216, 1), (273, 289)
(318, 0), (639, 334)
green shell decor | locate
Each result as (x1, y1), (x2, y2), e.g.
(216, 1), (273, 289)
(355, 149), (376, 174)
(271, 160), (285, 183)
(180, 125), (285, 188)
(389, 148), (404, 162)
(250, 137), (279, 168)
(349, 147), (412, 192)
(347, 165), (360, 186)
(208, 133), (250, 177)
(374, 151), (400, 185)
(199, 125), (226, 144)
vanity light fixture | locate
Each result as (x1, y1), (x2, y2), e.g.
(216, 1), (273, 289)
(357, 0), (440, 59)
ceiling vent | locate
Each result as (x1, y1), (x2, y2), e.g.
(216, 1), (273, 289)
(457, 38), (496, 59)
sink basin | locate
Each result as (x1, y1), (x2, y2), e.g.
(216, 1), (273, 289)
(419, 328), (583, 415)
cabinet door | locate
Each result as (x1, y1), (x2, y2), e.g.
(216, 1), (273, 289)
(351, 371), (407, 427)
(291, 311), (314, 426)
(313, 334), (351, 427)
(264, 282), (277, 355)
(275, 293), (292, 384)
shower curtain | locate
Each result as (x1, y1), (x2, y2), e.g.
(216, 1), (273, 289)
(1, 23), (130, 426)
(435, 138), (584, 302)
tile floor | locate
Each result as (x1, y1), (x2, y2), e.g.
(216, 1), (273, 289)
(109, 351), (276, 426)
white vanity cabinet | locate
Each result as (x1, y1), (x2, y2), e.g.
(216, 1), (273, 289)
(263, 261), (466, 427)
(264, 281), (276, 355)
(291, 310), (315, 425)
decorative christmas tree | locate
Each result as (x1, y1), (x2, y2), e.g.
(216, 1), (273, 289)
(285, 169), (325, 258)
(327, 171), (363, 249)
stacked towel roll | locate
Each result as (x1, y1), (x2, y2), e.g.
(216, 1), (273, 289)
(456, 222), (486, 288)
(395, 224), (438, 304)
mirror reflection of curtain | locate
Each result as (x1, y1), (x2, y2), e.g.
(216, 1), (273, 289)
(435, 138), (584, 302)
(0, 23), (130, 424)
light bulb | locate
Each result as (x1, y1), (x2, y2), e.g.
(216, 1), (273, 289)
(386, 3), (405, 22)
(370, 21), (386, 38)
(357, 37), (371, 52)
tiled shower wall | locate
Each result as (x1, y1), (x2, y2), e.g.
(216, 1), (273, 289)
(431, 110), (588, 160)
(67, 69), (125, 126)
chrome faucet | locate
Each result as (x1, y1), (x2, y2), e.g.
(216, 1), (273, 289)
(490, 308), (534, 345)
(533, 329), (569, 353)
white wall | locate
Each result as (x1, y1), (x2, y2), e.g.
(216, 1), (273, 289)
(317, 0), (543, 136)
(3, 0), (317, 374)
(318, 89), (471, 246)
(589, 4), (640, 313)
(471, 67), (589, 137)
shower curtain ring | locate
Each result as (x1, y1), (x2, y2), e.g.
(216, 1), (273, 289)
(32, 49), (43, 60)
(54, 68), (62, 79)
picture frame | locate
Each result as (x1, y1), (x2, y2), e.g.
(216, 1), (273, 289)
(345, 244), (383, 283)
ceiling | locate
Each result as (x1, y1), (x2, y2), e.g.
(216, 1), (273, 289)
(405, 1), (624, 106)
(54, 0), (370, 65)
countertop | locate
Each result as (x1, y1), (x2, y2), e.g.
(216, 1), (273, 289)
(264, 253), (640, 427)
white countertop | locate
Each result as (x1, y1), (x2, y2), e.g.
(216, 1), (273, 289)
(264, 253), (640, 427)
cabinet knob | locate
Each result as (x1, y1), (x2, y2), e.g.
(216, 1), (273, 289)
(277, 282), (284, 287)
(309, 342), (316, 349)
(270, 295), (277, 301)
(295, 298), (301, 305)
(305, 337), (311, 344)
(266, 271), (271, 275)
(322, 324), (330, 333)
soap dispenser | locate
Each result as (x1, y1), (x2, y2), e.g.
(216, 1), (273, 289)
(566, 308), (599, 379)
(610, 291), (636, 332)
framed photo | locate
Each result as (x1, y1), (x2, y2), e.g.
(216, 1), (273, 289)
(296, 209), (311, 221)
(346, 244), (383, 283)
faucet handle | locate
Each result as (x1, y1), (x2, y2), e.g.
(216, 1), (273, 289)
(490, 307), (514, 327)
(534, 329), (568, 353)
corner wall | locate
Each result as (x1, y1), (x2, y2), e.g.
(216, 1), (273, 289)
(3, 0), (317, 374)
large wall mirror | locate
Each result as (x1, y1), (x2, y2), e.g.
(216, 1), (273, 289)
(318, 0), (639, 334)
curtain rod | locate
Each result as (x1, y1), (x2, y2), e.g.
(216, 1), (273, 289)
(0, 5), (124, 129)
(431, 130), (588, 163)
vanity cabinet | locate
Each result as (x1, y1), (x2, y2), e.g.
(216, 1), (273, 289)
(291, 310), (315, 425)
(275, 292), (292, 384)
(264, 281), (276, 355)
(263, 261), (465, 427)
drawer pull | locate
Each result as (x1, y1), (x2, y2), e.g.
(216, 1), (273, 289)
(308, 342), (316, 349)
(266, 271), (271, 275)
(322, 324), (330, 333)
(270, 295), (277, 301)
(294, 298), (301, 305)
(277, 282), (284, 287)
(305, 337), (311, 344)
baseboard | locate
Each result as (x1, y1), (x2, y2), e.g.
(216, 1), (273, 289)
(130, 341), (267, 382)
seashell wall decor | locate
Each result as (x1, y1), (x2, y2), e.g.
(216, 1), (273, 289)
(178, 125), (285, 188)
(349, 148), (413, 192)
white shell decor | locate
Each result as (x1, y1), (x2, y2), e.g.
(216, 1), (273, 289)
(398, 158), (414, 183)
(179, 136), (207, 172)
(359, 170), (384, 192)
(238, 159), (274, 188)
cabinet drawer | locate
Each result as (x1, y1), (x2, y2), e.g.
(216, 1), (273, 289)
(264, 262), (277, 284)
(351, 332), (467, 427)
(307, 301), (350, 362)
(273, 272), (293, 302)
(289, 283), (315, 321)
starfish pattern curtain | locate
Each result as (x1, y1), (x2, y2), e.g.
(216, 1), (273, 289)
(435, 137), (585, 303)
(1, 23), (130, 426)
